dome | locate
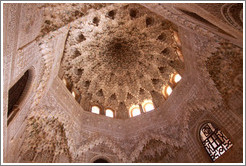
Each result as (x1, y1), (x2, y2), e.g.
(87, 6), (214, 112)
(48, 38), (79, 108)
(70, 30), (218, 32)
(59, 4), (184, 118)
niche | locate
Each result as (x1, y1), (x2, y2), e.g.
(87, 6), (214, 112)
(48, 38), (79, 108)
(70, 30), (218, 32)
(130, 9), (138, 18)
(146, 17), (154, 27)
(107, 10), (116, 19)
(93, 17), (100, 26)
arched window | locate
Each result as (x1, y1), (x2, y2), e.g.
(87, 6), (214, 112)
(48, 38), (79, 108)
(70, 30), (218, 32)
(72, 91), (76, 98)
(62, 77), (72, 91)
(176, 49), (184, 62)
(105, 109), (114, 118)
(173, 73), (182, 83)
(173, 31), (181, 46)
(162, 85), (172, 99)
(62, 78), (67, 86)
(8, 70), (30, 125)
(200, 122), (233, 161)
(170, 73), (182, 85)
(142, 100), (155, 112)
(91, 106), (100, 114)
(129, 105), (141, 117)
(71, 89), (81, 103)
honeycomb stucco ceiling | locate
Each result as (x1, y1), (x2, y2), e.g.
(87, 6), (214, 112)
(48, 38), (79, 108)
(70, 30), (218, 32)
(58, 3), (185, 118)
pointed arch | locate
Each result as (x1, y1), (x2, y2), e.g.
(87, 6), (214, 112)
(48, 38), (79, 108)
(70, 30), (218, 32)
(7, 68), (35, 125)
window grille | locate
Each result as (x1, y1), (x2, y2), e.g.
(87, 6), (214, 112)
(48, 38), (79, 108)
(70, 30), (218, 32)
(200, 122), (233, 161)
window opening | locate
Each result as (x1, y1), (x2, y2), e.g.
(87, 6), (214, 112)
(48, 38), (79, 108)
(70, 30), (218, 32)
(200, 122), (233, 161)
(174, 73), (182, 83)
(7, 70), (30, 125)
(91, 106), (100, 114)
(72, 91), (76, 98)
(142, 100), (155, 112)
(129, 105), (141, 117)
(62, 78), (67, 86)
(105, 109), (114, 118)
(162, 85), (172, 99)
